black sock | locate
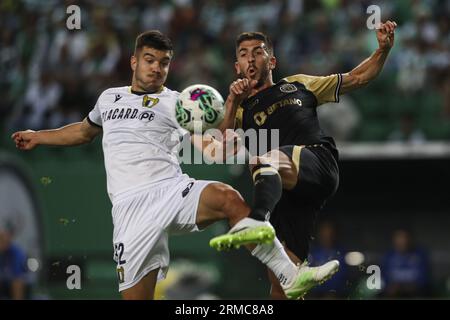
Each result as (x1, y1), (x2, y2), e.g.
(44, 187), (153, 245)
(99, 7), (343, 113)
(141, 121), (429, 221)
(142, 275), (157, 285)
(248, 163), (282, 221)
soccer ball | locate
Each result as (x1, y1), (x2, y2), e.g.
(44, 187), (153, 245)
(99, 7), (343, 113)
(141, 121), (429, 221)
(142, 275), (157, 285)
(175, 84), (225, 133)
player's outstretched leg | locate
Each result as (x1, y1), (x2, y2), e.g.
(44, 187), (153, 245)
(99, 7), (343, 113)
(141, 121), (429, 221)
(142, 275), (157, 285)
(197, 183), (276, 250)
(209, 217), (275, 250)
(197, 183), (299, 291)
(209, 156), (283, 250)
(121, 268), (159, 300)
(282, 260), (340, 299)
(268, 246), (340, 300)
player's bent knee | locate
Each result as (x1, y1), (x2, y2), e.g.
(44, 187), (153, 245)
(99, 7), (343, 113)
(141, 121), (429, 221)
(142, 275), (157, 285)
(220, 186), (247, 217)
(249, 152), (281, 172)
(197, 183), (249, 227)
(211, 184), (249, 223)
(249, 155), (268, 171)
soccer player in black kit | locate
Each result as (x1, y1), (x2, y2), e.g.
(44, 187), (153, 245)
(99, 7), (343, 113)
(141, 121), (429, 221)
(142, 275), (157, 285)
(211, 21), (397, 299)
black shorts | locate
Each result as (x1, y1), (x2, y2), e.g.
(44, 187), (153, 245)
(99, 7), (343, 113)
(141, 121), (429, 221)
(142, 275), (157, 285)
(269, 144), (339, 260)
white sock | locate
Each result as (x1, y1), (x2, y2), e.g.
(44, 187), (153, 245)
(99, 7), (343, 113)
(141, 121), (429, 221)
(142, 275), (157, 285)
(251, 238), (298, 287)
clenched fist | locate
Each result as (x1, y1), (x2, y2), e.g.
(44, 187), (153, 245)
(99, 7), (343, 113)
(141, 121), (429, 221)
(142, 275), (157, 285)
(229, 78), (258, 104)
(376, 20), (397, 50)
(11, 130), (39, 150)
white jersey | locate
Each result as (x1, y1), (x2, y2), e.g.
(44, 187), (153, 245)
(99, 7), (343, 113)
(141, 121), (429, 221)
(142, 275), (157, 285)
(88, 86), (188, 202)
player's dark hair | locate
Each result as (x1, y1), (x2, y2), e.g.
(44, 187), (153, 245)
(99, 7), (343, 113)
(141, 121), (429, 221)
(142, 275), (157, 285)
(236, 32), (273, 55)
(134, 30), (173, 55)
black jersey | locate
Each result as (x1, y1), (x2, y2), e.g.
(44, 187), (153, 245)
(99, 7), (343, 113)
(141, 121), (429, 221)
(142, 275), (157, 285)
(235, 73), (342, 160)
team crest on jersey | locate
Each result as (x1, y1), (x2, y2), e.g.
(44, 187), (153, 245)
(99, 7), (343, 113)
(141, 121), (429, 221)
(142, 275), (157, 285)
(280, 83), (297, 93)
(142, 95), (159, 108)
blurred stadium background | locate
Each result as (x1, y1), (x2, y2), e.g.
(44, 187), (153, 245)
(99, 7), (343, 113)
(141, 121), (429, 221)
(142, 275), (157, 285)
(0, 0), (449, 299)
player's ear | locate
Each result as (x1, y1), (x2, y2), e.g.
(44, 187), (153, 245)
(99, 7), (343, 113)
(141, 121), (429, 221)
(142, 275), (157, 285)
(269, 56), (276, 70)
(131, 55), (137, 72)
(234, 61), (241, 75)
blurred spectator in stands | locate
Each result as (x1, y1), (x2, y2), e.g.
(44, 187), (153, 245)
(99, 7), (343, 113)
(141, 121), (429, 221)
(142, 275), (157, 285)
(48, 78), (86, 129)
(199, 0), (229, 40)
(396, 38), (427, 93)
(175, 37), (222, 90)
(168, 0), (197, 51)
(47, 10), (89, 72)
(110, 0), (140, 33)
(443, 74), (450, 119)
(388, 113), (426, 144)
(308, 220), (349, 299)
(1, 0), (448, 141)
(318, 95), (361, 142)
(381, 228), (431, 298)
(140, 0), (174, 35)
(0, 218), (28, 300)
(11, 72), (62, 130)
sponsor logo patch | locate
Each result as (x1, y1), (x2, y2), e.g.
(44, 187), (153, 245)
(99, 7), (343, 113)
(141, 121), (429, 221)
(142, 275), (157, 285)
(182, 182), (194, 198)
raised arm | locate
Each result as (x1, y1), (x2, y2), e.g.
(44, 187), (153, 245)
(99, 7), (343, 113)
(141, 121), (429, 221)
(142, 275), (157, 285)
(11, 117), (102, 150)
(340, 20), (397, 94)
(217, 78), (257, 132)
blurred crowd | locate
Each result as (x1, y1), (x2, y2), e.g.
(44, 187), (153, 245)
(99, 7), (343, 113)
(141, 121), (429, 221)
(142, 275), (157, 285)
(0, 0), (449, 140)
(0, 212), (440, 299)
(0, 218), (30, 300)
(308, 220), (433, 299)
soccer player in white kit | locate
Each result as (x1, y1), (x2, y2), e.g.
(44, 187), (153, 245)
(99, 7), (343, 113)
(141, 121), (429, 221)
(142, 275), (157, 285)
(12, 30), (339, 300)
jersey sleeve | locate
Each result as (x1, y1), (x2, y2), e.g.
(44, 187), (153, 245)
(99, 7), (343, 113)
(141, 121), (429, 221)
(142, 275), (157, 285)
(235, 106), (244, 129)
(87, 97), (103, 128)
(283, 73), (342, 105)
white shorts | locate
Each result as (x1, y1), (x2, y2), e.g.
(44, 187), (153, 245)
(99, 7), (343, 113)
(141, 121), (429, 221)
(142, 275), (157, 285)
(111, 174), (217, 292)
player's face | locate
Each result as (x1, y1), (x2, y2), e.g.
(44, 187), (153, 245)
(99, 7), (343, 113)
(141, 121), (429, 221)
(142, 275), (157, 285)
(131, 46), (172, 92)
(235, 40), (276, 88)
